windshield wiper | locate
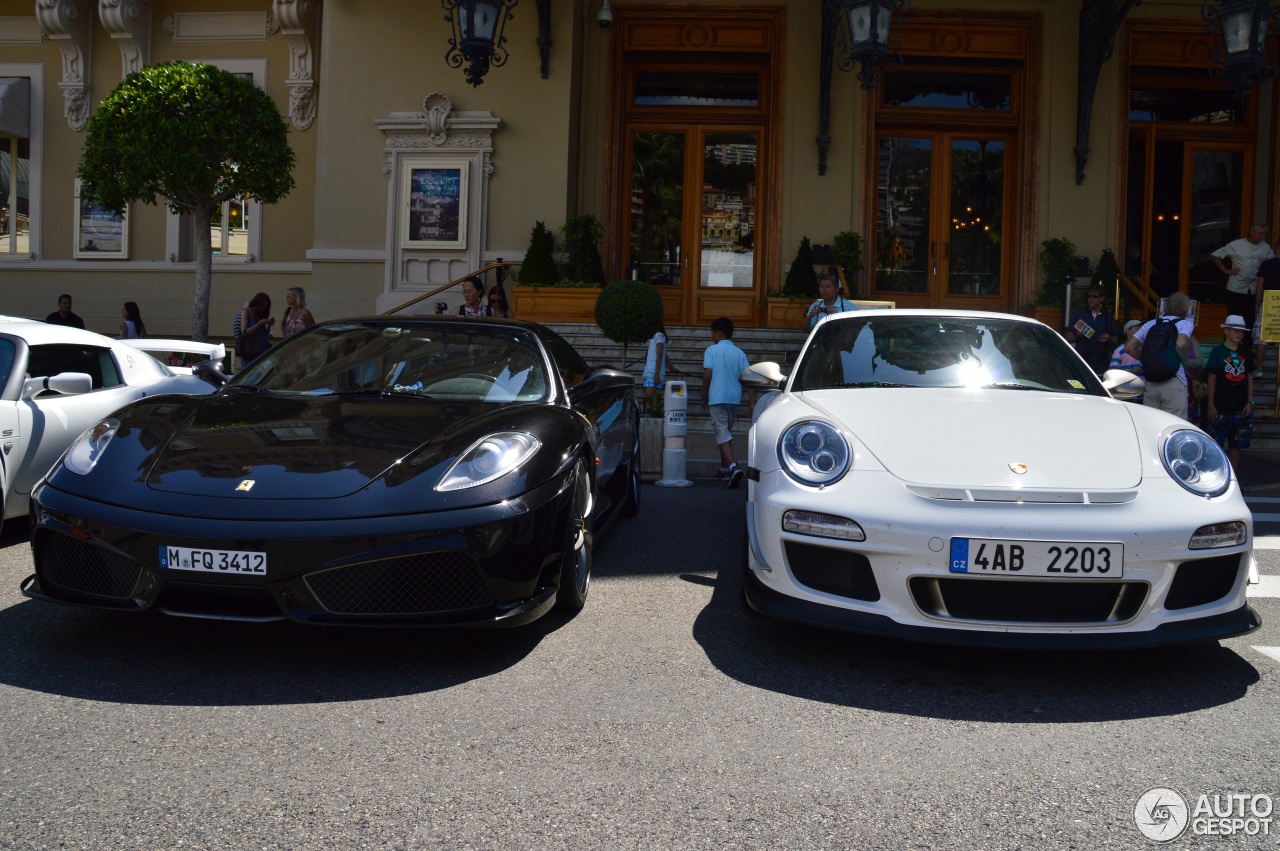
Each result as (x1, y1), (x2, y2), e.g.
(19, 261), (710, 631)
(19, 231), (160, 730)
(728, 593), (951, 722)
(983, 382), (1045, 391)
(842, 380), (911, 388)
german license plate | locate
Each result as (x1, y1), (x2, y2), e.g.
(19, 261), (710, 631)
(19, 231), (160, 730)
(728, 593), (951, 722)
(160, 545), (267, 575)
(949, 538), (1122, 578)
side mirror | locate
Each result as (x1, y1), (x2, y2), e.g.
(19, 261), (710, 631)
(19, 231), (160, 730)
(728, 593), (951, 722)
(22, 372), (93, 401)
(1101, 369), (1145, 401)
(193, 358), (228, 389)
(569, 367), (635, 399)
(740, 361), (787, 389)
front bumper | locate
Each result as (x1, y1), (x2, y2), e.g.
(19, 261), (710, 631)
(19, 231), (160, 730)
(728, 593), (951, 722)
(23, 474), (574, 627)
(744, 468), (1262, 648)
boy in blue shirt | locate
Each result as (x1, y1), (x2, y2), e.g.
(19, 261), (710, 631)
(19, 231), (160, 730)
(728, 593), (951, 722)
(702, 316), (751, 488)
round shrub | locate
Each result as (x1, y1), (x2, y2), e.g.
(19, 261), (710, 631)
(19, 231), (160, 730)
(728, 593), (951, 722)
(595, 280), (665, 362)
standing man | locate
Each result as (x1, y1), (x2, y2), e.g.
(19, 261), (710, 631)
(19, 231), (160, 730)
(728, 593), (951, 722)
(801, 273), (858, 330)
(702, 316), (750, 489)
(1064, 285), (1119, 375)
(45, 294), (85, 329)
(1212, 223), (1274, 341)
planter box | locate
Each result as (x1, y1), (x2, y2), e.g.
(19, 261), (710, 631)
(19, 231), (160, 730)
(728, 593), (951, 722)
(639, 416), (664, 478)
(764, 297), (808, 329)
(511, 286), (603, 324)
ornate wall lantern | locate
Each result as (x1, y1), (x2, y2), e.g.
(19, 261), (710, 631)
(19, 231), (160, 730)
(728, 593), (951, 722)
(1202, 0), (1279, 101)
(829, 0), (910, 89)
(442, 0), (518, 87)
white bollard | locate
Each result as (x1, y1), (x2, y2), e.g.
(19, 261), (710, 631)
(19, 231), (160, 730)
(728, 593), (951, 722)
(655, 380), (693, 488)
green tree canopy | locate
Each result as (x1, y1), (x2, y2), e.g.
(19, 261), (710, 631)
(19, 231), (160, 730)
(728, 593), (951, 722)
(79, 61), (296, 342)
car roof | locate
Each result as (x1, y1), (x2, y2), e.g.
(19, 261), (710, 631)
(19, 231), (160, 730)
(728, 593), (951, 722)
(0, 315), (115, 346)
(819, 308), (1041, 324)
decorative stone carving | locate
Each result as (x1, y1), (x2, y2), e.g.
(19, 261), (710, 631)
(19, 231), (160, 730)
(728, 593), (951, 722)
(272, 0), (317, 130)
(423, 92), (451, 145)
(36, 0), (93, 131)
(99, 0), (152, 76)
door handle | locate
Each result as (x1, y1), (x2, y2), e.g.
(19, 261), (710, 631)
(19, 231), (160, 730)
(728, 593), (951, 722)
(931, 241), (937, 276)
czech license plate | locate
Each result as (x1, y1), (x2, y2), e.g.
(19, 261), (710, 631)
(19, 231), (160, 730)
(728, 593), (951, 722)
(160, 545), (267, 575)
(949, 538), (1122, 578)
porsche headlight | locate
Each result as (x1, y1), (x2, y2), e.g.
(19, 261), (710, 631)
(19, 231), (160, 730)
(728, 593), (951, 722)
(436, 432), (541, 492)
(63, 418), (120, 476)
(1161, 428), (1230, 497)
(779, 421), (850, 485)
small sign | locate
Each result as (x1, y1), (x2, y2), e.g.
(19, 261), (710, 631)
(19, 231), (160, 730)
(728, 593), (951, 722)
(1073, 319), (1096, 339)
(1262, 290), (1280, 343)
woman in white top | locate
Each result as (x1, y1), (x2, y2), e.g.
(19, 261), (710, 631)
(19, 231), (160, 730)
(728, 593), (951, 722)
(119, 301), (145, 339)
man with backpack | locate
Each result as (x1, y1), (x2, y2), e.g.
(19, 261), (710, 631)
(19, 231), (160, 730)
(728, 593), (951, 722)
(1124, 291), (1196, 419)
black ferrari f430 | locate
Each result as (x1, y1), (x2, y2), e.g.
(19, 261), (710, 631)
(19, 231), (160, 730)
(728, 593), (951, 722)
(22, 317), (640, 626)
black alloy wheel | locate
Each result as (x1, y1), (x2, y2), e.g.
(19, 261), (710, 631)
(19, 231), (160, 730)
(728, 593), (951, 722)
(555, 459), (593, 612)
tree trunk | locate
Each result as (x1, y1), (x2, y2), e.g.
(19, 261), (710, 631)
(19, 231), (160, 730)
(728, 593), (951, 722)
(190, 203), (215, 342)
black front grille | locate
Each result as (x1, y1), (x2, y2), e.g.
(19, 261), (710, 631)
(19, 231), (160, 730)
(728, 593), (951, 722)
(1165, 554), (1241, 610)
(34, 530), (143, 600)
(910, 577), (1147, 623)
(785, 541), (880, 602)
(304, 552), (496, 615)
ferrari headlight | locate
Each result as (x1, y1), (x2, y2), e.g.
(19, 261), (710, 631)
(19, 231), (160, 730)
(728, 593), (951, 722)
(1160, 428), (1230, 497)
(63, 418), (119, 476)
(436, 432), (541, 492)
(779, 421), (850, 485)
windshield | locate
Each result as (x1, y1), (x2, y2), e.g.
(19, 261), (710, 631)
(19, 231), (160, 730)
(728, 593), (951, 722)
(791, 315), (1106, 395)
(229, 322), (553, 403)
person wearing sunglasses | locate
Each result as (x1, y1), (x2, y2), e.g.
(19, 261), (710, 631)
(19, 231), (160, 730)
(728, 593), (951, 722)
(1064, 285), (1119, 375)
(487, 284), (515, 319)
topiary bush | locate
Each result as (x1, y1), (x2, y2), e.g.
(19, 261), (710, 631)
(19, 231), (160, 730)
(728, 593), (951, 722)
(518, 221), (561, 286)
(782, 236), (819, 298)
(561, 215), (607, 285)
(594, 279), (664, 368)
(833, 230), (864, 297)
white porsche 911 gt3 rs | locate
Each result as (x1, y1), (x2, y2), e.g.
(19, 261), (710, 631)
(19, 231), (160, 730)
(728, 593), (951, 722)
(740, 309), (1260, 649)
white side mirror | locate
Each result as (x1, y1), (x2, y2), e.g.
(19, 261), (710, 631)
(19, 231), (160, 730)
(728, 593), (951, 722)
(1101, 369), (1145, 401)
(23, 372), (93, 400)
(740, 361), (786, 388)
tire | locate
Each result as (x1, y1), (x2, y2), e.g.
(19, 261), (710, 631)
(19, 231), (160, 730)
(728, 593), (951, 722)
(740, 535), (752, 609)
(555, 460), (594, 612)
(621, 415), (641, 518)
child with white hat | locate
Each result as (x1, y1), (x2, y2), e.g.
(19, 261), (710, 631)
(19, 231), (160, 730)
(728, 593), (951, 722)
(1204, 314), (1256, 468)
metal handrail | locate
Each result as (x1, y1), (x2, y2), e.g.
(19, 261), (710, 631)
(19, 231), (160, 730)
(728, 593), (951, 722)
(1113, 273), (1159, 319)
(381, 261), (512, 315)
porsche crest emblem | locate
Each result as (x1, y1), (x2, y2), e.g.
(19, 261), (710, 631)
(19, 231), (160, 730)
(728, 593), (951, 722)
(1008, 463), (1028, 475)
(236, 480), (255, 492)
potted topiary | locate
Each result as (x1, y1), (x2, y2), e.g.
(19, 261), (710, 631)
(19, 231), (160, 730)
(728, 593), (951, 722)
(561, 215), (607, 286)
(512, 220), (605, 321)
(594, 279), (665, 369)
(1028, 237), (1077, 330)
(766, 236), (820, 328)
(832, 230), (864, 298)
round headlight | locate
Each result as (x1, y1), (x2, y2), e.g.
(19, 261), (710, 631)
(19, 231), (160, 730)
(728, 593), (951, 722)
(1160, 428), (1230, 497)
(64, 418), (120, 476)
(779, 420), (850, 485)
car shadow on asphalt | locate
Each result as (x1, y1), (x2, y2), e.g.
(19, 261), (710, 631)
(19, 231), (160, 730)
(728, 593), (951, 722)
(0, 520), (570, 706)
(690, 561), (1261, 724)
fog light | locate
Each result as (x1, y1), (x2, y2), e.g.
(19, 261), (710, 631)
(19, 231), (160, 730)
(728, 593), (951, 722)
(1189, 520), (1247, 549)
(782, 509), (865, 541)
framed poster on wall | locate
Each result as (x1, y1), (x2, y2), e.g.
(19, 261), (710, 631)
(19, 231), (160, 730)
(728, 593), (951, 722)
(400, 159), (468, 250)
(74, 179), (128, 258)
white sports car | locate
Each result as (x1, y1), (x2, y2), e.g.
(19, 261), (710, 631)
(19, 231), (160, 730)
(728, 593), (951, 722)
(0, 316), (224, 533)
(740, 309), (1260, 649)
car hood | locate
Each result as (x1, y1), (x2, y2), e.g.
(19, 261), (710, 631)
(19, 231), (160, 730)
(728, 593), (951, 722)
(798, 388), (1142, 489)
(143, 394), (503, 499)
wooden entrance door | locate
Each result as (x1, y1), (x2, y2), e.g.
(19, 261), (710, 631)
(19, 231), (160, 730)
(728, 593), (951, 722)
(871, 130), (1015, 311)
(609, 10), (782, 326)
(623, 125), (763, 324)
